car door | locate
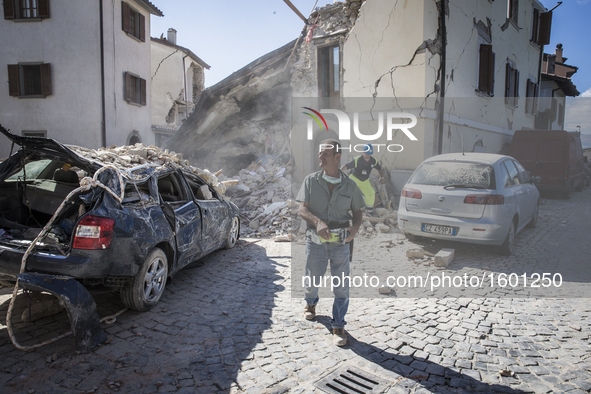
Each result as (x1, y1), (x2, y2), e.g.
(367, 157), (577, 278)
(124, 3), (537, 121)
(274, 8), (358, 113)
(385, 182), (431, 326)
(502, 160), (529, 228)
(183, 172), (230, 254)
(158, 173), (203, 269)
(512, 159), (537, 221)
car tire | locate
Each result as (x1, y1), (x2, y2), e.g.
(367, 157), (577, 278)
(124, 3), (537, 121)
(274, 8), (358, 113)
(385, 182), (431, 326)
(575, 180), (584, 192)
(120, 248), (168, 312)
(498, 220), (516, 256)
(527, 202), (539, 228)
(224, 217), (240, 249)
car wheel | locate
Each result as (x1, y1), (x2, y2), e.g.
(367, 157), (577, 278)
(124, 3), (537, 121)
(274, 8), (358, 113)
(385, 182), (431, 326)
(527, 202), (539, 228)
(224, 217), (240, 249)
(120, 248), (168, 311)
(498, 220), (516, 256)
(575, 180), (584, 192)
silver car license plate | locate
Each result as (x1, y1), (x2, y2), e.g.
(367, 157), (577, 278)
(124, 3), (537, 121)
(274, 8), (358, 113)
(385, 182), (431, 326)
(422, 224), (457, 235)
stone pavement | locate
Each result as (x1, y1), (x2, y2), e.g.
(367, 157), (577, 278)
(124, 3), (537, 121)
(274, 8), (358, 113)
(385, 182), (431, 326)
(1, 188), (590, 393)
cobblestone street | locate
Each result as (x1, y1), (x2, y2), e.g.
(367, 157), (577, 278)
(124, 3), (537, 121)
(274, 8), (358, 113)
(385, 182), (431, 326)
(1, 188), (591, 393)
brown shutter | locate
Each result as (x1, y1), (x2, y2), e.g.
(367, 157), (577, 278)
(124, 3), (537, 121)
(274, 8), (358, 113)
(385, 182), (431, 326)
(538, 11), (552, 46)
(7, 64), (20, 96)
(40, 63), (52, 95)
(124, 72), (131, 101)
(140, 78), (146, 105)
(139, 13), (145, 41)
(3, 0), (15, 19)
(38, 0), (50, 18)
(490, 52), (495, 96)
(478, 45), (492, 93)
(505, 63), (511, 102)
(121, 1), (129, 33)
(526, 80), (532, 113)
(532, 8), (539, 43)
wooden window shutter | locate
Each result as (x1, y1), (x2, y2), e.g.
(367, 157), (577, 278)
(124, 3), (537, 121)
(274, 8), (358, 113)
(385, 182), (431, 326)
(40, 63), (52, 96)
(124, 72), (131, 101)
(538, 11), (552, 46)
(532, 8), (540, 43)
(3, 0), (15, 19)
(7, 64), (20, 96)
(121, 1), (130, 33)
(139, 13), (145, 41)
(491, 52), (495, 96)
(514, 70), (519, 96)
(140, 78), (146, 105)
(38, 0), (50, 18)
(478, 45), (492, 93)
(505, 63), (512, 101)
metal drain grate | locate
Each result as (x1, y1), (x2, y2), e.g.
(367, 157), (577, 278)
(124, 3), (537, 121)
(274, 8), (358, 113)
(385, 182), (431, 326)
(315, 366), (390, 394)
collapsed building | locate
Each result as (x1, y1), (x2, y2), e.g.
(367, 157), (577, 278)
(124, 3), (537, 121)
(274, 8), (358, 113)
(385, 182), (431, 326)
(165, 0), (555, 237)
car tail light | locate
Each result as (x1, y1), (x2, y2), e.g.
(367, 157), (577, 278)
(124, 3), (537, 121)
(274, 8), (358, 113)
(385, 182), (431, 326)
(401, 188), (422, 199)
(464, 194), (504, 205)
(73, 216), (115, 249)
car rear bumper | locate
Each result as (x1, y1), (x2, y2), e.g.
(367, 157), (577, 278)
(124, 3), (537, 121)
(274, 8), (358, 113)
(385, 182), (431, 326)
(397, 208), (509, 246)
(0, 244), (112, 279)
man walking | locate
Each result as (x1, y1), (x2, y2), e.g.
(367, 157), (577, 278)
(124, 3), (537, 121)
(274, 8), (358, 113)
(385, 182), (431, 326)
(341, 144), (386, 215)
(296, 139), (364, 346)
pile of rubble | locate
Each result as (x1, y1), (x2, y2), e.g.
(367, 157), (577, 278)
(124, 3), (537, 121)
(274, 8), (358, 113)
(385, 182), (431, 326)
(70, 144), (230, 194)
(222, 155), (400, 240)
(223, 155), (295, 238)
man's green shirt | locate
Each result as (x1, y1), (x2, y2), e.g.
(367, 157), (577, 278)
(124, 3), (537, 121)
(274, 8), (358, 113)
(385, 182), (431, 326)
(296, 170), (365, 243)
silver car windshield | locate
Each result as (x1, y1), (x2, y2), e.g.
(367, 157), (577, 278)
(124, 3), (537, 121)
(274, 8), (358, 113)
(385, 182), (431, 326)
(409, 162), (494, 188)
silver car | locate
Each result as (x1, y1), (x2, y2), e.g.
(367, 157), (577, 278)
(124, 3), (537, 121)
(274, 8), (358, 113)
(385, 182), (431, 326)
(397, 153), (540, 255)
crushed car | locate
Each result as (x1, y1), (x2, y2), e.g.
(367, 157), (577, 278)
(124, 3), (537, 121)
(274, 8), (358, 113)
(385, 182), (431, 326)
(0, 126), (240, 318)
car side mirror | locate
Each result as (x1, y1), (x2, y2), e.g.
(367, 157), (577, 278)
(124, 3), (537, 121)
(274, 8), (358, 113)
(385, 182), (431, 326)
(532, 176), (542, 184)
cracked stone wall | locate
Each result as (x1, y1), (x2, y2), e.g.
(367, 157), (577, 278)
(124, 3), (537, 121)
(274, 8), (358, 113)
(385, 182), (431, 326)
(340, 0), (540, 176)
(151, 41), (206, 129)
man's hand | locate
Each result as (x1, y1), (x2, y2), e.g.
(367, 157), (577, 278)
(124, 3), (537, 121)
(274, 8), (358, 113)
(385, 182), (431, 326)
(316, 221), (331, 240)
(345, 226), (357, 243)
(380, 177), (386, 184)
(345, 209), (363, 243)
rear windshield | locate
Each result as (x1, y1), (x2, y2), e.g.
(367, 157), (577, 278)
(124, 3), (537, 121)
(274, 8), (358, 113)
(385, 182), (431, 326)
(409, 161), (495, 188)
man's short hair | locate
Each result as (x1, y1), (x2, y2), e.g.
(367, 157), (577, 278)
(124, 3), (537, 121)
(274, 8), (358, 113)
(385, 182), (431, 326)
(320, 139), (341, 157)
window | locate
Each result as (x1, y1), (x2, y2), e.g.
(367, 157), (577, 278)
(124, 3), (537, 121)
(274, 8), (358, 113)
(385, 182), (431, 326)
(121, 2), (145, 41)
(525, 79), (538, 114)
(499, 161), (512, 188)
(513, 160), (532, 183)
(318, 44), (340, 107)
(557, 103), (564, 127)
(503, 160), (521, 185)
(3, 0), (49, 20)
(124, 72), (146, 105)
(478, 44), (495, 96)
(508, 0), (518, 25)
(505, 62), (519, 107)
(7, 63), (52, 97)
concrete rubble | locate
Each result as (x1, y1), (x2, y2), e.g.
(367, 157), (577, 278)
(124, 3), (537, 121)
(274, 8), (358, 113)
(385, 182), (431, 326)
(69, 144), (230, 195)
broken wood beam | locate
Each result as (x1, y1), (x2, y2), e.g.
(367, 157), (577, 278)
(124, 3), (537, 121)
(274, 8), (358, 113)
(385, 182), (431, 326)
(282, 0), (308, 24)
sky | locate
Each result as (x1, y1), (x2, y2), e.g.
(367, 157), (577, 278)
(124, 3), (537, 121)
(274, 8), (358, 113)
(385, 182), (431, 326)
(150, 0), (591, 131)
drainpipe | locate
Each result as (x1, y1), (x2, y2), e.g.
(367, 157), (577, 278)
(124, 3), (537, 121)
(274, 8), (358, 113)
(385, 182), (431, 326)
(99, 0), (107, 147)
(182, 54), (189, 124)
(437, 0), (447, 155)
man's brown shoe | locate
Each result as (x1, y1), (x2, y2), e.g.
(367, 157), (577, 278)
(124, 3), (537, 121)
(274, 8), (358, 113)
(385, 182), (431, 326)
(333, 328), (347, 346)
(304, 304), (316, 320)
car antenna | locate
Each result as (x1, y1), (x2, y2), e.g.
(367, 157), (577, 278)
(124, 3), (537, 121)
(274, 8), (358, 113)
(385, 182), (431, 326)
(461, 132), (465, 155)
